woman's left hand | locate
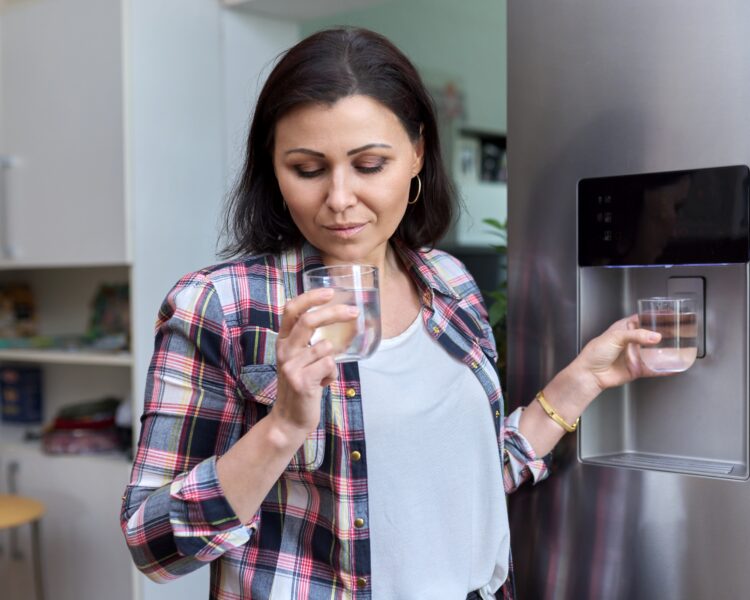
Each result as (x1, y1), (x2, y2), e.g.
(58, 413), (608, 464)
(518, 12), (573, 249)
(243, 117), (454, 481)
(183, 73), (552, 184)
(574, 315), (664, 393)
(521, 316), (666, 457)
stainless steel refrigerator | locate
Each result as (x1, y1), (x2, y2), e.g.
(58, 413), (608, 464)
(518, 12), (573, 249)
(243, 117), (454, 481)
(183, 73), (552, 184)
(507, 2), (750, 599)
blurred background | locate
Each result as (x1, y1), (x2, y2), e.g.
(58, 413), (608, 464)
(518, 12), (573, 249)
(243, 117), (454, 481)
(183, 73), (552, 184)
(0, 1), (506, 598)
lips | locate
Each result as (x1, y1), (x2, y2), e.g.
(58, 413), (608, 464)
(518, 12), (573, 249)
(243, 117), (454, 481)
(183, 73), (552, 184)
(325, 223), (367, 238)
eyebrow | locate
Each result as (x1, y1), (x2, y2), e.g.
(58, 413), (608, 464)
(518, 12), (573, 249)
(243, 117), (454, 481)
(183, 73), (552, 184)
(347, 143), (392, 156)
(284, 143), (392, 157)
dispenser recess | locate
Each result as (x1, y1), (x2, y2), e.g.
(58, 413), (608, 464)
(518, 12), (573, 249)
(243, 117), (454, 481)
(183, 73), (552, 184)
(577, 165), (750, 479)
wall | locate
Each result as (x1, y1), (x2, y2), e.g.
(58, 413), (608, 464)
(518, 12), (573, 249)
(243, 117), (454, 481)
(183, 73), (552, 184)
(301, 0), (507, 133)
(221, 9), (301, 185)
(126, 2), (298, 600)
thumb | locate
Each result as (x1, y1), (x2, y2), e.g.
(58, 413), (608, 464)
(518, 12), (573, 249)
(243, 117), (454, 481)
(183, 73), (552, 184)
(613, 328), (661, 347)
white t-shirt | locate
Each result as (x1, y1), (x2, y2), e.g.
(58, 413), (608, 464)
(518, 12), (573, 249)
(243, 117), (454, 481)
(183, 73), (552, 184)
(359, 311), (509, 600)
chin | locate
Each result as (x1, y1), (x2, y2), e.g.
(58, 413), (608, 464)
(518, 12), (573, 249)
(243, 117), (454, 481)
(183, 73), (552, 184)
(317, 241), (375, 264)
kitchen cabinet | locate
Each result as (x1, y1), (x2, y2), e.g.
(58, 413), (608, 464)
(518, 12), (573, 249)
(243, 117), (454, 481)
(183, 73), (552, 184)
(0, 444), (132, 600)
(0, 0), (234, 598)
(0, 266), (134, 599)
(0, 0), (126, 268)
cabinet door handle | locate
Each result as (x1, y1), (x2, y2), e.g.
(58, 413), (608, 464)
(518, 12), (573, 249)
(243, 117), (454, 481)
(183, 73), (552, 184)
(0, 156), (17, 260)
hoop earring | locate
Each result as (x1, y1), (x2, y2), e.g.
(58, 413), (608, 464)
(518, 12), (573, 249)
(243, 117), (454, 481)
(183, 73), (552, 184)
(407, 174), (422, 205)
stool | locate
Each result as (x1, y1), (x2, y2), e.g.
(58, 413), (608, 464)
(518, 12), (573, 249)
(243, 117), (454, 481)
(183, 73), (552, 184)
(0, 494), (45, 600)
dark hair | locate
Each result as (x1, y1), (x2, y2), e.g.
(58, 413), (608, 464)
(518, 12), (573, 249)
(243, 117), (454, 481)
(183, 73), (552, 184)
(220, 27), (455, 257)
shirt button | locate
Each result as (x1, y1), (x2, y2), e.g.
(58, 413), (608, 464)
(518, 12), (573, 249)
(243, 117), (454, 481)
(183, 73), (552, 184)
(357, 577), (367, 589)
(495, 410), (501, 418)
(422, 291), (431, 303)
(346, 388), (356, 398)
(350, 450), (362, 462)
(354, 517), (365, 528)
(432, 325), (440, 335)
(471, 361), (479, 369)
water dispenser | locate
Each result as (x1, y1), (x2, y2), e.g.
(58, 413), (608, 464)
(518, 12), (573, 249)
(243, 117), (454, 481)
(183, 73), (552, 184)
(577, 165), (750, 479)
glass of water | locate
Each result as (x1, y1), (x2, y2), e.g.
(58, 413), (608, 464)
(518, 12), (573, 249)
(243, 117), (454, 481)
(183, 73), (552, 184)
(637, 296), (697, 373)
(302, 264), (381, 363)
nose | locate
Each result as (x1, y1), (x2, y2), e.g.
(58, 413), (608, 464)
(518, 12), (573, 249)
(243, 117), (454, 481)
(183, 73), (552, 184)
(325, 170), (357, 212)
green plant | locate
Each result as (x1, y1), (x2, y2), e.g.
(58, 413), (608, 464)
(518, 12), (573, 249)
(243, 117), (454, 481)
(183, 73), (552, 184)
(482, 217), (508, 327)
(482, 217), (508, 382)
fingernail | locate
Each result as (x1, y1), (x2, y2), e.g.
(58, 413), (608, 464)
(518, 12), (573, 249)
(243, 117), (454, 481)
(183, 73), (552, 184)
(648, 332), (661, 342)
(347, 306), (359, 316)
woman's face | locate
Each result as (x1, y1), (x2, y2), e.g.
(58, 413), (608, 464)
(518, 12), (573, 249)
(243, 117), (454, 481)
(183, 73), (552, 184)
(272, 94), (424, 267)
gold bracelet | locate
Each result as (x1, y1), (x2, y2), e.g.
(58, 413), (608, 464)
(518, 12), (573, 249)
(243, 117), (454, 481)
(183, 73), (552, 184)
(535, 390), (580, 433)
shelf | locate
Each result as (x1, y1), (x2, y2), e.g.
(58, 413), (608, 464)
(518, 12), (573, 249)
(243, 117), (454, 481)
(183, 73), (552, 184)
(0, 348), (133, 367)
(0, 438), (132, 467)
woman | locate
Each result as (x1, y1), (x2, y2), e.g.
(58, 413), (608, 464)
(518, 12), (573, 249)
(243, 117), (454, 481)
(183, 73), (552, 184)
(121, 27), (662, 600)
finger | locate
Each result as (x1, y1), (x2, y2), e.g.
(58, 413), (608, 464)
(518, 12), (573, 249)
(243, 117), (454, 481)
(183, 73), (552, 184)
(279, 288), (335, 338)
(278, 340), (333, 386)
(607, 314), (639, 332)
(285, 304), (359, 349)
(612, 327), (662, 348)
(281, 345), (338, 390)
(626, 314), (640, 329)
(280, 337), (341, 378)
(307, 355), (339, 387)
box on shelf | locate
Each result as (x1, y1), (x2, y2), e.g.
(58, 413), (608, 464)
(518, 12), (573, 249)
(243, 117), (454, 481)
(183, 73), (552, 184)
(0, 366), (43, 423)
(0, 283), (37, 338)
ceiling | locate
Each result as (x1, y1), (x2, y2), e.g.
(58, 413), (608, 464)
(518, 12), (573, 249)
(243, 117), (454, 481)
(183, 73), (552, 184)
(222, 0), (394, 21)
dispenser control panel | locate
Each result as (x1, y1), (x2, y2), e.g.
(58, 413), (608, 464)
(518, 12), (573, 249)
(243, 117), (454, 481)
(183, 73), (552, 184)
(578, 165), (750, 266)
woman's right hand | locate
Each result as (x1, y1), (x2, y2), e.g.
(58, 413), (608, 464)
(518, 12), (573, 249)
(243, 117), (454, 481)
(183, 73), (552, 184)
(271, 288), (358, 437)
(216, 288), (358, 523)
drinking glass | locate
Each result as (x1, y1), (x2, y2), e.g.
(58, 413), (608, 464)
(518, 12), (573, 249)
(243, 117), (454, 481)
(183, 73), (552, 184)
(302, 264), (381, 362)
(637, 296), (697, 373)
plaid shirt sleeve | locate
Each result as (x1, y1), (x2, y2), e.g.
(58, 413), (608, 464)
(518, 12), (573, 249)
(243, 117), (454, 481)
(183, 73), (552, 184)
(503, 407), (549, 493)
(120, 272), (257, 582)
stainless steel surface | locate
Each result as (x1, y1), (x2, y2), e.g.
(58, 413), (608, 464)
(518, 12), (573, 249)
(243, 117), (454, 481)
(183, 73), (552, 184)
(579, 264), (748, 479)
(508, 1), (750, 598)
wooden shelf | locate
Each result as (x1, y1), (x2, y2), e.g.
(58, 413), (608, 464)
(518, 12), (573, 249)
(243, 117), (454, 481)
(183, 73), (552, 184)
(0, 348), (133, 367)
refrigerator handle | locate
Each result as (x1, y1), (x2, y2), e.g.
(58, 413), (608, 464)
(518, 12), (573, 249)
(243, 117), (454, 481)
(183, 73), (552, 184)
(0, 156), (16, 260)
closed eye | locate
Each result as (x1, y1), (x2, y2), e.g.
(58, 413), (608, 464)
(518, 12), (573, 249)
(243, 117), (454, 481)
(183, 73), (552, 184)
(356, 157), (388, 174)
(357, 164), (384, 174)
(294, 166), (325, 179)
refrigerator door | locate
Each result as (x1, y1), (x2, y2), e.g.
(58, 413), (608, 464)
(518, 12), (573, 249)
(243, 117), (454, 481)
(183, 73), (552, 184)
(507, 2), (750, 599)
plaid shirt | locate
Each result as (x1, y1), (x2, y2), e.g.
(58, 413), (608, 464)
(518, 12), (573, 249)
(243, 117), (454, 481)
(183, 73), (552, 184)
(121, 241), (549, 599)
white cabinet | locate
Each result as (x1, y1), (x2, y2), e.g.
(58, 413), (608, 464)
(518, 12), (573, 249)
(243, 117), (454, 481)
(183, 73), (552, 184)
(0, 0), (127, 267)
(0, 268), (134, 600)
(0, 445), (132, 600)
(0, 0), (235, 598)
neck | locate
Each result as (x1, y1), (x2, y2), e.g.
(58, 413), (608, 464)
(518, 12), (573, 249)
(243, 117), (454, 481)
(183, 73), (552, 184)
(321, 242), (404, 285)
